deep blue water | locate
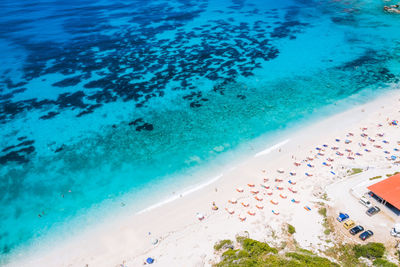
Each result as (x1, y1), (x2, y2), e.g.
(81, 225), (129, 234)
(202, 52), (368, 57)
(1, 0), (400, 262)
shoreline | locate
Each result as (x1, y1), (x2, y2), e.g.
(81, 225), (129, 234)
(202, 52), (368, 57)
(6, 88), (400, 266)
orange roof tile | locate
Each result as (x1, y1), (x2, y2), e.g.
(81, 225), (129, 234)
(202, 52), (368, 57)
(368, 173), (400, 210)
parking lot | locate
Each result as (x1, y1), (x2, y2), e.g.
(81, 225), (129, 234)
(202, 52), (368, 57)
(326, 167), (400, 245)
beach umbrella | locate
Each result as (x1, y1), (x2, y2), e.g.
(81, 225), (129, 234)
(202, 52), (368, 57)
(146, 257), (154, 264)
(151, 238), (158, 245)
(391, 155), (397, 160)
(277, 168), (284, 173)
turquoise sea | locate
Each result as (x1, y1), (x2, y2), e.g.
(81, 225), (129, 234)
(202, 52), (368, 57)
(1, 0), (400, 262)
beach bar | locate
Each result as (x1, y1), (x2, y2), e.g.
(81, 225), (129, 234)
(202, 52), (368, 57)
(368, 173), (400, 216)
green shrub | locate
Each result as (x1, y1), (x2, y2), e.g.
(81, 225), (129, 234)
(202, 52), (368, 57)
(214, 239), (233, 251)
(286, 252), (339, 267)
(240, 238), (278, 256)
(215, 238), (339, 267)
(349, 168), (363, 175)
(373, 258), (397, 267)
(221, 248), (237, 259)
(325, 243), (359, 266)
(319, 207), (327, 217)
(386, 174), (393, 177)
(353, 243), (385, 259)
(370, 176), (382, 180)
(324, 229), (331, 235)
(237, 249), (250, 258)
(297, 248), (313, 254)
(288, 224), (296, 234)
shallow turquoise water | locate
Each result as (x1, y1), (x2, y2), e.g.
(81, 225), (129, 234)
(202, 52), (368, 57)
(0, 0), (400, 261)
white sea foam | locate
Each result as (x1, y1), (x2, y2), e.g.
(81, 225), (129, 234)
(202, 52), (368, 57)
(136, 173), (223, 215)
(254, 139), (290, 158)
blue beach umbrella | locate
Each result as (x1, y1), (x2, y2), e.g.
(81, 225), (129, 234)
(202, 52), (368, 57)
(146, 257), (154, 264)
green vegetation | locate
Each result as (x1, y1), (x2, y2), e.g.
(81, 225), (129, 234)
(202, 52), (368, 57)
(369, 176), (382, 181)
(353, 243), (385, 259)
(318, 207), (332, 235)
(349, 168), (363, 175)
(286, 252), (339, 266)
(325, 242), (397, 267)
(319, 207), (327, 217)
(321, 193), (329, 201)
(214, 239), (233, 251)
(386, 172), (400, 177)
(288, 224), (296, 235)
(214, 237), (398, 267)
(373, 258), (398, 267)
(326, 244), (359, 266)
(214, 237), (338, 267)
(236, 237), (278, 256)
(324, 229), (331, 235)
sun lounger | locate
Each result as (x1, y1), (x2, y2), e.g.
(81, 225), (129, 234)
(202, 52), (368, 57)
(247, 210), (256, 216)
(225, 208), (235, 214)
(254, 195), (263, 201)
(239, 214), (246, 221)
(241, 202), (249, 207)
(288, 187), (297, 193)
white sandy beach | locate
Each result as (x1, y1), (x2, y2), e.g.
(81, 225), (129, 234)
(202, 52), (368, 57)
(7, 88), (400, 267)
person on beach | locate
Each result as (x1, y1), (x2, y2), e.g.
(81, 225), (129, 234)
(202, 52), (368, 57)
(212, 201), (219, 210)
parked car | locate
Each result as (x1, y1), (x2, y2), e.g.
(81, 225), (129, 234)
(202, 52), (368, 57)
(366, 206), (380, 216)
(336, 212), (349, 222)
(343, 220), (355, 230)
(359, 230), (373, 241)
(359, 196), (372, 208)
(350, 225), (364, 235)
(390, 224), (400, 237)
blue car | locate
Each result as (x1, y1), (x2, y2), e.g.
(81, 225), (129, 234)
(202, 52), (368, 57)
(359, 230), (373, 241)
(336, 212), (349, 222)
